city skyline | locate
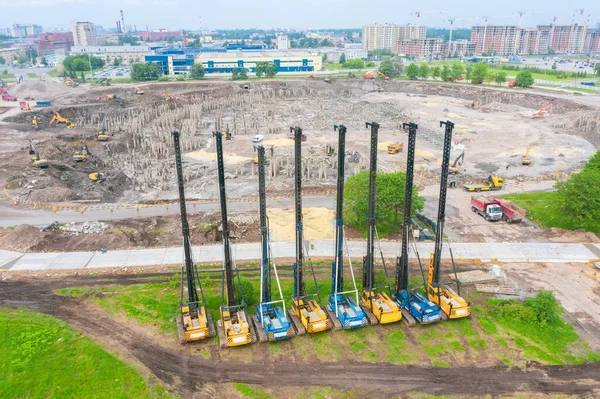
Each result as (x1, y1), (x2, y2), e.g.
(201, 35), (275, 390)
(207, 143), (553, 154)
(0, 0), (599, 32)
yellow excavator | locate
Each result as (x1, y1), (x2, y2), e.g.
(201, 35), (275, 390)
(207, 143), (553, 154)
(387, 143), (403, 154)
(89, 172), (105, 182)
(449, 151), (465, 174)
(73, 139), (90, 162)
(29, 138), (48, 169)
(521, 145), (532, 166)
(50, 111), (77, 128)
(465, 99), (481, 109)
(427, 121), (470, 320)
(32, 116), (41, 128)
(97, 121), (109, 142)
(163, 90), (172, 101)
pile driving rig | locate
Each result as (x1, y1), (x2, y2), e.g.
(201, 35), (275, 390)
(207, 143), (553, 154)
(393, 122), (442, 326)
(360, 122), (402, 325)
(252, 145), (294, 342)
(427, 121), (471, 319)
(171, 130), (215, 343)
(29, 138), (48, 169)
(288, 126), (330, 335)
(214, 131), (254, 348)
(97, 121), (109, 141)
(326, 124), (367, 330)
(73, 139), (90, 162)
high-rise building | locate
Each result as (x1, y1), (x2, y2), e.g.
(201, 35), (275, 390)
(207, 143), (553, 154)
(11, 24), (43, 38)
(584, 30), (600, 52)
(448, 40), (476, 56)
(398, 24), (426, 41)
(471, 25), (520, 55)
(35, 32), (74, 56)
(362, 24), (400, 52)
(277, 35), (289, 50)
(397, 38), (444, 57)
(72, 22), (98, 46)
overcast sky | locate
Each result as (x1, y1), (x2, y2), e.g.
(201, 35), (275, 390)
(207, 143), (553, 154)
(0, 0), (598, 32)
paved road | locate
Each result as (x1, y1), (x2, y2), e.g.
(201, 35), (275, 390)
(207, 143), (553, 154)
(0, 195), (335, 227)
(1, 241), (599, 272)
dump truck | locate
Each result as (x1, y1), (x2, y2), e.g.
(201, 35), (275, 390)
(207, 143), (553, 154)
(494, 198), (523, 223)
(2, 93), (17, 102)
(470, 196), (503, 221)
(464, 175), (504, 192)
(387, 143), (403, 154)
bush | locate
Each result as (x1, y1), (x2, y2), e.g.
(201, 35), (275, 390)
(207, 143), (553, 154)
(526, 290), (561, 327)
(236, 277), (257, 306)
(175, 75), (185, 81)
(158, 76), (170, 82)
(515, 70), (534, 87)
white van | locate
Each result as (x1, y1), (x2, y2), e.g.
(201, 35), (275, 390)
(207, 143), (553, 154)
(252, 135), (264, 143)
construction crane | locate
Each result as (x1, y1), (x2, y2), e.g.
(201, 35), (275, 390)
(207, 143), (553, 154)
(393, 122), (442, 326)
(449, 151), (465, 174)
(532, 104), (553, 119)
(50, 111), (77, 128)
(522, 145), (532, 166)
(361, 122), (402, 325)
(97, 121), (109, 142)
(326, 124), (367, 331)
(288, 126), (330, 335)
(427, 121), (471, 320)
(29, 138), (48, 169)
(214, 131), (254, 348)
(73, 139), (90, 162)
(252, 145), (293, 342)
(171, 130), (214, 343)
(362, 70), (389, 80)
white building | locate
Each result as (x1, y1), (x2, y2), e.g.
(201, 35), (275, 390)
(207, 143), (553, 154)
(277, 35), (289, 50)
(72, 22), (98, 46)
(318, 47), (367, 63)
(11, 24), (43, 38)
(70, 45), (152, 65)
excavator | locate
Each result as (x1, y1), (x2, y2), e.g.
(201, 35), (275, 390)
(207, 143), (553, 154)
(362, 70), (390, 80)
(89, 172), (106, 182)
(214, 131), (254, 348)
(360, 122), (403, 325)
(449, 151), (465, 174)
(133, 87), (145, 95)
(73, 139), (90, 162)
(532, 103), (553, 118)
(465, 99), (481, 109)
(29, 139), (48, 169)
(393, 122), (442, 326)
(32, 116), (41, 128)
(163, 90), (172, 101)
(171, 130), (214, 343)
(288, 126), (331, 335)
(50, 111), (77, 128)
(97, 121), (109, 142)
(521, 145), (532, 166)
(427, 121), (471, 320)
(251, 145), (294, 342)
(327, 124), (368, 330)
(387, 143), (403, 154)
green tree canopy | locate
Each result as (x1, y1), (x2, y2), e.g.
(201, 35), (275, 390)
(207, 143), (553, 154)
(515, 70), (534, 87)
(594, 64), (600, 77)
(494, 71), (507, 85)
(471, 63), (488, 83)
(440, 65), (450, 81)
(339, 52), (346, 64)
(450, 63), (464, 81)
(0, 56), (5, 65)
(343, 59), (365, 69)
(431, 66), (441, 80)
(378, 59), (394, 77)
(465, 64), (473, 80)
(189, 63), (205, 79)
(71, 58), (90, 72)
(131, 62), (163, 81)
(406, 63), (419, 80)
(418, 63), (429, 80)
(255, 61), (277, 78)
(344, 170), (425, 235)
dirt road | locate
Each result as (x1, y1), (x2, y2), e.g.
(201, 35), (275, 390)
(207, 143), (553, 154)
(1, 274), (599, 398)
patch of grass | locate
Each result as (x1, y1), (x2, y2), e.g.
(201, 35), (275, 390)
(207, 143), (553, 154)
(350, 341), (365, 352)
(55, 287), (85, 297)
(422, 343), (445, 357)
(496, 337), (509, 348)
(0, 307), (173, 398)
(46, 69), (60, 77)
(111, 78), (135, 84)
(432, 360), (450, 368)
(468, 339), (488, 351)
(502, 191), (600, 234)
(447, 318), (476, 337)
(26, 72), (38, 78)
(0, 72), (16, 79)
(478, 316), (498, 335)
(232, 383), (270, 399)
(448, 341), (465, 351)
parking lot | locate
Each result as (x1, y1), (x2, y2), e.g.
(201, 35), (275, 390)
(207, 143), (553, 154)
(87, 66), (131, 80)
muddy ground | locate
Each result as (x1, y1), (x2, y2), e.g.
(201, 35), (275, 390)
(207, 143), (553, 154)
(1, 271), (600, 398)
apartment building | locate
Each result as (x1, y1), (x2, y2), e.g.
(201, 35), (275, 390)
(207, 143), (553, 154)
(448, 40), (476, 56)
(70, 45), (152, 65)
(471, 25), (520, 55)
(72, 22), (97, 46)
(397, 38), (444, 57)
(11, 24), (43, 38)
(362, 24), (400, 52)
(398, 24), (426, 41)
(584, 30), (600, 53)
(547, 24), (587, 53)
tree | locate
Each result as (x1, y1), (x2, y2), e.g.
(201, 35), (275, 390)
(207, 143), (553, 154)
(322, 53), (328, 62)
(465, 64), (473, 80)
(131, 62), (163, 81)
(594, 64), (600, 77)
(72, 58), (90, 73)
(113, 57), (122, 67)
(440, 65), (450, 81)
(431, 66), (441, 80)
(406, 63), (419, 80)
(339, 52), (346, 65)
(344, 171), (425, 235)
(551, 63), (557, 70)
(236, 276), (257, 306)
(39, 57), (48, 66)
(548, 49), (556, 55)
(494, 71), (507, 85)
(379, 59), (394, 77)
(450, 63), (464, 81)
(344, 59), (365, 69)
(0, 56), (5, 65)
(471, 62), (488, 83)
(515, 70), (534, 87)
(231, 67), (239, 80)
(255, 61), (277, 78)
(418, 63), (429, 80)
(239, 68), (248, 80)
(189, 63), (205, 80)
(555, 167), (600, 231)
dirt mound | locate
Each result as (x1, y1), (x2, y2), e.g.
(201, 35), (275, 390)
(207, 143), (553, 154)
(267, 207), (334, 241)
(12, 80), (78, 100)
(28, 187), (77, 202)
(0, 225), (46, 252)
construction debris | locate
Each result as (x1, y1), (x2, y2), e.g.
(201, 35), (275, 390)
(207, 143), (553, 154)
(448, 270), (498, 285)
(62, 221), (110, 234)
(475, 284), (519, 296)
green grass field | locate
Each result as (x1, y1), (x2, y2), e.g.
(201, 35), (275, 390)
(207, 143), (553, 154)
(26, 72), (37, 78)
(56, 274), (599, 368)
(0, 307), (175, 399)
(0, 72), (16, 79)
(46, 69), (60, 77)
(502, 192), (600, 234)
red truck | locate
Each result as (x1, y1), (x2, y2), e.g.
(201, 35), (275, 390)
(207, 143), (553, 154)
(493, 198), (524, 223)
(2, 93), (17, 102)
(470, 196), (503, 221)
(288, 131), (307, 141)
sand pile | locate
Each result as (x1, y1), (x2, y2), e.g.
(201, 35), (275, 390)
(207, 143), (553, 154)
(267, 207), (334, 241)
(185, 150), (251, 165)
(28, 187), (77, 203)
(263, 138), (294, 147)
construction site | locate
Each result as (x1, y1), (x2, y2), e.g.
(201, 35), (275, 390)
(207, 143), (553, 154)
(1, 77), (600, 398)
